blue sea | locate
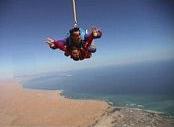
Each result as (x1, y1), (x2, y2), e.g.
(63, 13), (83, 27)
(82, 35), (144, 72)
(22, 60), (174, 116)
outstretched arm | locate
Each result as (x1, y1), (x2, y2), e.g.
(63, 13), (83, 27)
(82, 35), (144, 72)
(47, 37), (67, 51)
(83, 29), (102, 49)
(83, 33), (94, 49)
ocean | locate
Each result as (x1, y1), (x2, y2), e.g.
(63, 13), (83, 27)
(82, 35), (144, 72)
(23, 59), (174, 116)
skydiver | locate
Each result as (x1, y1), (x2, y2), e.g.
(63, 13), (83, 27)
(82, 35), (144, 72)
(46, 27), (102, 61)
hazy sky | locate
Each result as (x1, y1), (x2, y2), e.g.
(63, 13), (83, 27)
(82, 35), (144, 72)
(0, 0), (174, 78)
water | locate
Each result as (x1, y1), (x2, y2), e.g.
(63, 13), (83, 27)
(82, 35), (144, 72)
(23, 60), (174, 116)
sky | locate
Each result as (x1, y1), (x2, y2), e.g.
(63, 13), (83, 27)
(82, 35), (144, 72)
(0, 0), (174, 78)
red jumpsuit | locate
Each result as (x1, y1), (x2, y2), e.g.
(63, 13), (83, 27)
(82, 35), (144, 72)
(50, 33), (95, 60)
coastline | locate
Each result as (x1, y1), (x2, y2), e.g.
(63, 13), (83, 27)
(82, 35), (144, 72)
(0, 80), (108, 127)
(94, 106), (174, 127)
(0, 80), (174, 127)
(56, 91), (174, 118)
(61, 93), (174, 127)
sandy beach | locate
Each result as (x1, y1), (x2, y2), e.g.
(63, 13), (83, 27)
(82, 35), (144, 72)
(0, 80), (108, 127)
(1, 80), (174, 127)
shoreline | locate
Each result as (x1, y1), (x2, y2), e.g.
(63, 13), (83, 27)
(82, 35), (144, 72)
(1, 80), (174, 127)
(51, 87), (174, 127)
(61, 93), (174, 127)
(94, 106), (174, 127)
(54, 89), (174, 118)
(24, 86), (174, 127)
(0, 80), (109, 127)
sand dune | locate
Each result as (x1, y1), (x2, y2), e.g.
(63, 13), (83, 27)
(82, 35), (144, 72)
(0, 80), (108, 127)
